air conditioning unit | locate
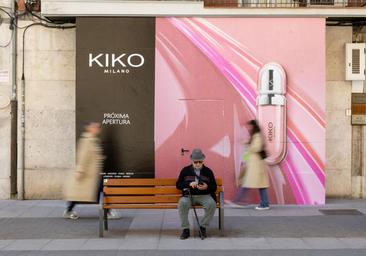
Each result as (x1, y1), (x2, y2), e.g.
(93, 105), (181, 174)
(346, 43), (366, 81)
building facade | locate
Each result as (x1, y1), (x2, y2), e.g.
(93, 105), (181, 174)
(0, 0), (365, 201)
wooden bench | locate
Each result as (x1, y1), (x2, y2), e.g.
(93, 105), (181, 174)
(99, 178), (224, 237)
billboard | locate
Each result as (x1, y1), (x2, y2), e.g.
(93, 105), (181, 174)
(76, 18), (155, 178)
(77, 17), (325, 204)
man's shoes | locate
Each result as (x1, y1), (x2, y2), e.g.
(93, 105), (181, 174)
(180, 229), (190, 240)
(200, 226), (207, 238)
(255, 206), (270, 210)
(63, 210), (79, 220)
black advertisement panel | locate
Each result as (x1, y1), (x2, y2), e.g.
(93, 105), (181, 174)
(76, 17), (155, 178)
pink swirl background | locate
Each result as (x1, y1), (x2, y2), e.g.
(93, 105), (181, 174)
(155, 17), (325, 205)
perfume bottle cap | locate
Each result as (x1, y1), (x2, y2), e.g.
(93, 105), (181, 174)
(258, 63), (286, 95)
(257, 94), (285, 106)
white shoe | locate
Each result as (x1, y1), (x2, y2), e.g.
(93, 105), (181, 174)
(255, 206), (270, 210)
(107, 209), (121, 219)
(63, 210), (79, 219)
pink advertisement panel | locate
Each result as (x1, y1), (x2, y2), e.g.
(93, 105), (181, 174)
(155, 18), (325, 205)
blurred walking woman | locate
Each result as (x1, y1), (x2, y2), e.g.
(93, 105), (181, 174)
(234, 119), (270, 210)
(63, 122), (103, 219)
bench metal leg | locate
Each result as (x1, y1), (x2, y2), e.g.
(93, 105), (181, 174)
(99, 208), (104, 237)
(219, 207), (222, 229)
(219, 207), (224, 229)
(219, 191), (224, 236)
(104, 209), (108, 230)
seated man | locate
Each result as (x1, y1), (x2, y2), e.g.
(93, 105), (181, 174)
(176, 148), (217, 239)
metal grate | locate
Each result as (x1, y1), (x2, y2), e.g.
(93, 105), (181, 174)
(319, 209), (364, 215)
(352, 49), (361, 74)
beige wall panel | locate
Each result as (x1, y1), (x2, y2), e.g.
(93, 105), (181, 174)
(0, 10), (13, 198)
(326, 26), (353, 52)
(326, 111), (351, 142)
(25, 81), (75, 111)
(25, 169), (72, 199)
(326, 81), (351, 111)
(325, 168), (352, 197)
(24, 109), (75, 140)
(326, 50), (346, 82)
(19, 51), (75, 81)
(13, 22), (76, 198)
(325, 26), (353, 198)
(25, 138), (75, 170)
(0, 179), (10, 199)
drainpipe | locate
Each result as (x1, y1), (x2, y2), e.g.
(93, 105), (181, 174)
(19, 74), (25, 200)
(10, 0), (19, 199)
(15, 0), (25, 200)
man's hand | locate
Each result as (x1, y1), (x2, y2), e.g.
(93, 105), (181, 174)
(197, 182), (208, 190)
(189, 181), (198, 188)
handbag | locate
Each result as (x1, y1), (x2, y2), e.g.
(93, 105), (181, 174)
(259, 149), (267, 159)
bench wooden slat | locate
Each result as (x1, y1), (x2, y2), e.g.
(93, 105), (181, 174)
(104, 187), (181, 195)
(104, 178), (176, 186)
(104, 186), (223, 195)
(103, 204), (220, 209)
(104, 178), (223, 186)
(104, 195), (181, 204)
(104, 194), (222, 204)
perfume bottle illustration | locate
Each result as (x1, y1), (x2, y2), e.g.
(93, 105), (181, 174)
(257, 63), (287, 165)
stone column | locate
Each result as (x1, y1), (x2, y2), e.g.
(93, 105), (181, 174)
(0, 0), (13, 199)
(325, 26), (353, 197)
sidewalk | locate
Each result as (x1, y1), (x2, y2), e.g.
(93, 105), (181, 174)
(0, 199), (366, 255)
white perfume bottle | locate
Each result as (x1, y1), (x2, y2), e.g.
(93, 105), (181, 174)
(257, 63), (287, 165)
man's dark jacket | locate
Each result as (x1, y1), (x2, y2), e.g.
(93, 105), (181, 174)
(176, 164), (217, 201)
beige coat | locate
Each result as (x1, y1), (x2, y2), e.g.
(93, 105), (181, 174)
(64, 132), (103, 202)
(240, 133), (270, 189)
